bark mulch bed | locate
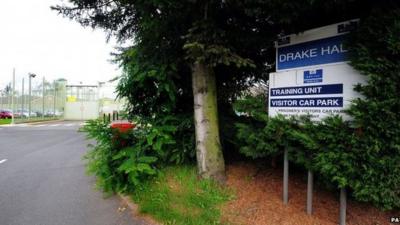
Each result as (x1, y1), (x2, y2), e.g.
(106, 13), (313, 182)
(221, 162), (397, 225)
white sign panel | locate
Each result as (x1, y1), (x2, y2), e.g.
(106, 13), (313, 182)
(269, 20), (366, 120)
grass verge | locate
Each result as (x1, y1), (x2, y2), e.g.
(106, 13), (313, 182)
(0, 119), (11, 125)
(131, 165), (232, 225)
(14, 117), (62, 124)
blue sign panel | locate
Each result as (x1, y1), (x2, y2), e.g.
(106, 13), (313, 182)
(270, 84), (343, 97)
(277, 35), (348, 70)
(270, 97), (343, 107)
(304, 69), (323, 83)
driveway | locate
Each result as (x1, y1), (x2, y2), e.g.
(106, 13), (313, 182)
(0, 121), (146, 225)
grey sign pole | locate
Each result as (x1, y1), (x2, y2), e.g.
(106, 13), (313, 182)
(283, 147), (289, 204)
(307, 170), (314, 215)
(339, 188), (347, 225)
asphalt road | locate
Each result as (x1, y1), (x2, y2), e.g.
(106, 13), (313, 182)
(0, 121), (146, 225)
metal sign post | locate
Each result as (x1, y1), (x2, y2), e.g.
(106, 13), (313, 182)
(283, 147), (289, 204)
(339, 188), (347, 225)
(307, 170), (314, 215)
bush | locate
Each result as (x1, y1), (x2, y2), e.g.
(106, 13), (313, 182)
(81, 120), (159, 194)
(235, 115), (297, 159)
(80, 117), (196, 194)
(345, 8), (400, 209)
(235, 108), (400, 209)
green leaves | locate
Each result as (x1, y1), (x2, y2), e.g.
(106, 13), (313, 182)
(345, 7), (400, 210)
(81, 119), (161, 194)
(233, 94), (268, 121)
(184, 42), (256, 68)
(183, 20), (256, 69)
(81, 115), (196, 195)
(116, 48), (180, 120)
(234, 89), (400, 210)
(235, 112), (297, 159)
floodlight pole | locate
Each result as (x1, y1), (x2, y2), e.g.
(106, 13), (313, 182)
(0, 90), (3, 108)
(21, 78), (24, 119)
(11, 68), (15, 125)
(53, 80), (56, 118)
(42, 77), (45, 119)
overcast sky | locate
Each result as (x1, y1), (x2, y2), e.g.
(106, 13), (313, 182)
(0, 0), (122, 91)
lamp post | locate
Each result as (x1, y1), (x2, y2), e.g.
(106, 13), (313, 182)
(53, 80), (57, 118)
(0, 90), (3, 109)
(28, 73), (36, 119)
(98, 81), (105, 118)
(11, 69), (15, 125)
(21, 78), (24, 120)
(42, 77), (45, 119)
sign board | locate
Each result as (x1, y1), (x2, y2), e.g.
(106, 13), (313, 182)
(277, 35), (348, 71)
(269, 20), (366, 120)
(67, 96), (77, 102)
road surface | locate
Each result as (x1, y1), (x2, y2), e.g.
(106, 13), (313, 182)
(0, 121), (145, 225)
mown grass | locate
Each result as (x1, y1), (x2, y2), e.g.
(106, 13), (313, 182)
(131, 166), (232, 225)
(0, 119), (11, 125)
(0, 118), (61, 125)
(15, 116), (62, 123)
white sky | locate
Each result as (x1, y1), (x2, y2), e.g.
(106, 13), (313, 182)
(0, 0), (122, 92)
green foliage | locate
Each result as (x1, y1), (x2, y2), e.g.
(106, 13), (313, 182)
(132, 165), (232, 225)
(233, 92), (400, 210)
(147, 115), (196, 165)
(80, 118), (195, 194)
(233, 94), (267, 121)
(234, 95), (297, 158)
(345, 8), (400, 209)
(235, 115), (297, 159)
(80, 120), (159, 194)
(311, 117), (357, 189)
(183, 20), (255, 69)
(115, 48), (181, 120)
(286, 116), (320, 170)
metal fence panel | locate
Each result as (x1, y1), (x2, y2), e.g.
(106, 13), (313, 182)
(0, 71), (66, 123)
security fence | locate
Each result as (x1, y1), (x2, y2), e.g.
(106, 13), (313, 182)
(0, 71), (66, 123)
(64, 85), (99, 120)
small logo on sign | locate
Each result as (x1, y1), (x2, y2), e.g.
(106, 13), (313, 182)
(304, 69), (323, 84)
(391, 217), (400, 223)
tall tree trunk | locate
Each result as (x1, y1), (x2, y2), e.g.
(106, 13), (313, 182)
(192, 61), (226, 183)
